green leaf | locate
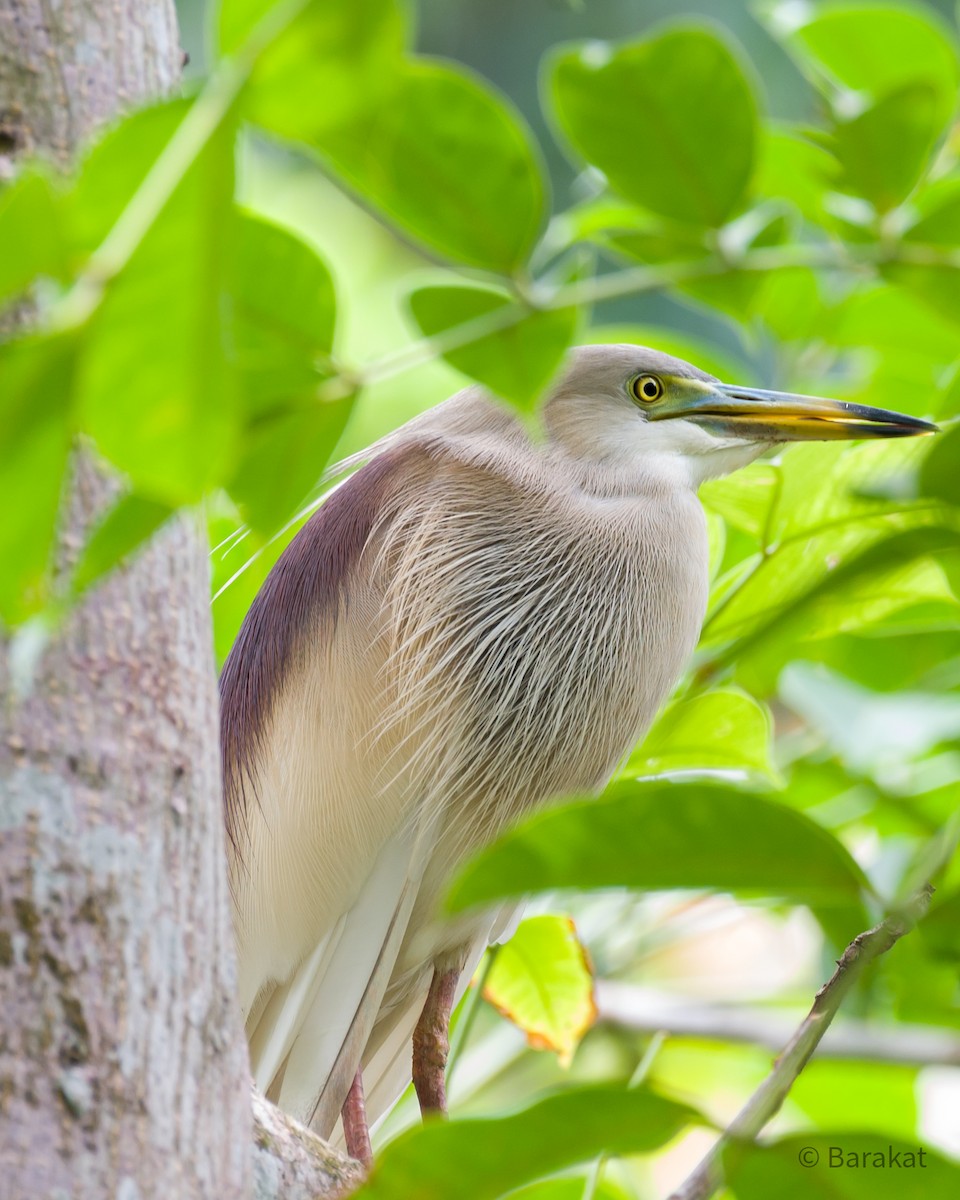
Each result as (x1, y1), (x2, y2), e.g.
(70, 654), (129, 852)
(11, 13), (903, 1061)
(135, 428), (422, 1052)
(548, 28), (757, 226)
(708, 525), (960, 671)
(77, 115), (239, 503)
(447, 779), (870, 915)
(482, 916), (596, 1065)
(229, 0), (407, 140)
(0, 169), (69, 304)
(725, 1133), (960, 1198)
(73, 494), (175, 596)
(755, 127), (836, 225)
(701, 441), (958, 663)
(355, 1086), (700, 1200)
(229, 210), (337, 414)
(228, 399), (353, 534)
(833, 83), (943, 212)
(69, 98), (190, 255)
(785, 3), (959, 126)
(626, 687), (778, 782)
(922, 887), (960, 962)
(505, 1180), (628, 1200)
(407, 285), (577, 411)
(0, 335), (75, 624)
(316, 59), (546, 272)
(919, 423), (960, 506)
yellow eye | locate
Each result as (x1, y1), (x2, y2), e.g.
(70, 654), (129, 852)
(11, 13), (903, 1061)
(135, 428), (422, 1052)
(632, 374), (664, 404)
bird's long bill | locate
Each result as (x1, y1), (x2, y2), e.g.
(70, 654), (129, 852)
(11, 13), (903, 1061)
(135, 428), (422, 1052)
(660, 383), (938, 442)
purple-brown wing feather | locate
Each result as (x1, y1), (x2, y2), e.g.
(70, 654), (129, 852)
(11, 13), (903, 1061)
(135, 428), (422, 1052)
(219, 446), (417, 852)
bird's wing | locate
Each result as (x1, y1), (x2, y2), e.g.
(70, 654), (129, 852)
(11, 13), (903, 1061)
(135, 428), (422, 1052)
(252, 818), (428, 1132)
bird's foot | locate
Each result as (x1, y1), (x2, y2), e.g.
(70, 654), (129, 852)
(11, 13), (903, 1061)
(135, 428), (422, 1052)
(341, 1069), (373, 1167)
(412, 965), (460, 1116)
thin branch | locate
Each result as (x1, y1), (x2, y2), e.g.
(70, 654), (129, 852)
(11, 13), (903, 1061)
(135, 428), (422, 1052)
(596, 979), (960, 1068)
(666, 885), (935, 1200)
(345, 239), (960, 396)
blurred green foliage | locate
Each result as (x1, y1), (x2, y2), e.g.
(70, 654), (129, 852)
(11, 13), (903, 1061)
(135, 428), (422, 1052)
(2, 0), (960, 1195)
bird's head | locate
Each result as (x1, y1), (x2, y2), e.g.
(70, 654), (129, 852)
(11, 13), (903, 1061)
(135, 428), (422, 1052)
(544, 344), (937, 488)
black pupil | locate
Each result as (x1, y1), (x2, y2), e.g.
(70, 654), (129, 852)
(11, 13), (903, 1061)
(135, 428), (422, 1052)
(643, 379), (658, 398)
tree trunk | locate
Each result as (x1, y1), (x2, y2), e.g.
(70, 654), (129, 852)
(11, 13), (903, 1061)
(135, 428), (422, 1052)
(0, 4), (358, 1197)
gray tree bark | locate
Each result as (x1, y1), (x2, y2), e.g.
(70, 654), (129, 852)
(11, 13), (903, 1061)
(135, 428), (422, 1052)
(0, 3), (359, 1197)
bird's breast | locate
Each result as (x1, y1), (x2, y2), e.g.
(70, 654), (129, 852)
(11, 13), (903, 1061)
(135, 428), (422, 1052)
(379, 480), (709, 845)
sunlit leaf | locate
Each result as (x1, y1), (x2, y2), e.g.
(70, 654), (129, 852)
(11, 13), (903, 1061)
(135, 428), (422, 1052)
(701, 441), (959, 664)
(69, 98), (190, 254)
(73, 494), (175, 596)
(228, 398), (354, 533)
(0, 169), (69, 303)
(77, 118), (239, 502)
(784, 3), (959, 127)
(407, 284), (577, 411)
(921, 887), (960, 962)
(229, 210), (337, 414)
(626, 687), (778, 782)
(317, 59), (546, 272)
(483, 916), (596, 1065)
(548, 28), (757, 226)
(833, 83), (943, 212)
(0, 335), (75, 624)
(755, 127), (836, 225)
(228, 0), (406, 140)
(355, 1086), (701, 1200)
(447, 779), (870, 916)
(919, 424), (960, 507)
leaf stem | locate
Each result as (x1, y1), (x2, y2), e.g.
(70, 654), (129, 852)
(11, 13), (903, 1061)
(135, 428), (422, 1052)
(666, 885), (935, 1200)
(51, 0), (314, 330)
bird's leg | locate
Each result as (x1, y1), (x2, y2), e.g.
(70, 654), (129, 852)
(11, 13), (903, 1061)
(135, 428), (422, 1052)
(341, 1068), (373, 1167)
(412, 963), (460, 1116)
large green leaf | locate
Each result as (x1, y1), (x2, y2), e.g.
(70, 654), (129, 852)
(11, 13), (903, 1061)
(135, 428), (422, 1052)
(228, 399), (354, 534)
(833, 83), (943, 212)
(76, 118), (239, 503)
(229, 210), (337, 415)
(355, 1086), (700, 1200)
(700, 441), (958, 662)
(725, 1133), (960, 1198)
(0, 335), (75, 624)
(68, 98), (190, 255)
(548, 28), (757, 226)
(227, 0), (406, 140)
(920, 424), (960, 507)
(72, 494), (175, 597)
(755, 126), (836, 226)
(483, 916), (596, 1065)
(0, 169), (69, 304)
(447, 780), (870, 915)
(626, 687), (778, 782)
(407, 284), (577, 411)
(316, 59), (545, 272)
(785, 3), (959, 127)
(921, 887), (960, 962)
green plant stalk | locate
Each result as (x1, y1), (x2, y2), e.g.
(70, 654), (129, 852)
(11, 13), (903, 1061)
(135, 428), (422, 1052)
(51, 0), (315, 331)
(667, 885), (935, 1200)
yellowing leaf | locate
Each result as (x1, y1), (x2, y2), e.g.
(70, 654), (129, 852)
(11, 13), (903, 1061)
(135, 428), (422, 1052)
(483, 916), (596, 1066)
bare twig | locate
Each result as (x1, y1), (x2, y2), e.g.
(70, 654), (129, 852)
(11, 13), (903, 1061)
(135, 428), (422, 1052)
(667, 886), (935, 1200)
(596, 980), (960, 1068)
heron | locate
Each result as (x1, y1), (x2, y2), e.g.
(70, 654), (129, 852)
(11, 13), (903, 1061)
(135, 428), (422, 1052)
(219, 344), (934, 1162)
